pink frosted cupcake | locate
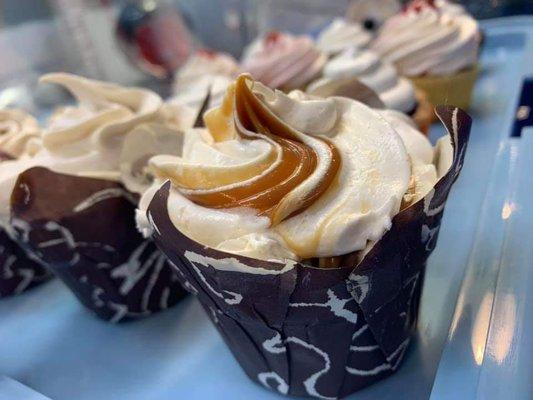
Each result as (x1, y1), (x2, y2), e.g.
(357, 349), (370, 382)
(240, 31), (327, 91)
(371, 0), (481, 110)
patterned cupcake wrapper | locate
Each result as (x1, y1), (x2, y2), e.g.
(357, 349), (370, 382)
(0, 227), (52, 297)
(10, 168), (187, 322)
(147, 105), (471, 398)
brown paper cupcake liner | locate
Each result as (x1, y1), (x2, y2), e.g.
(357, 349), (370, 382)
(10, 168), (187, 322)
(146, 105), (471, 398)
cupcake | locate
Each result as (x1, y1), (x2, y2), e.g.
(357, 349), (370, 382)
(3, 73), (190, 321)
(307, 46), (432, 133)
(140, 75), (471, 397)
(240, 31), (327, 91)
(371, 0), (480, 110)
(316, 18), (372, 56)
(170, 49), (241, 115)
(0, 110), (51, 297)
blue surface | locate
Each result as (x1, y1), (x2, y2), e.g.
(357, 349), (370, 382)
(431, 17), (533, 400)
(1, 16), (533, 400)
(0, 376), (51, 400)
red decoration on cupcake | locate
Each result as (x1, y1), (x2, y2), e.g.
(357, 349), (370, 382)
(197, 48), (218, 59)
(264, 31), (282, 46)
(403, 0), (436, 13)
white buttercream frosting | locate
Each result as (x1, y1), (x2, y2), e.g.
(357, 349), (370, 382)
(308, 47), (417, 113)
(316, 18), (372, 55)
(0, 109), (41, 158)
(0, 73), (195, 227)
(143, 76), (439, 261)
(377, 109), (437, 204)
(171, 50), (240, 113)
(371, 0), (480, 76)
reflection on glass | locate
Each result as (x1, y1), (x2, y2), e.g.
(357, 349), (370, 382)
(491, 293), (516, 364)
(471, 292), (493, 366)
(501, 201), (516, 220)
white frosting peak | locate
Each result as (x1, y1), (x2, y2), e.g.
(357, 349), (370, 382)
(171, 51), (240, 113)
(316, 18), (372, 55)
(0, 109), (41, 158)
(308, 47), (417, 113)
(371, 0), (480, 76)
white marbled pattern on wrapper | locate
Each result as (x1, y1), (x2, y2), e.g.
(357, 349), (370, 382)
(10, 167), (187, 322)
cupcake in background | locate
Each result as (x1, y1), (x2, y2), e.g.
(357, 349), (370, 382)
(371, 0), (481, 110)
(308, 47), (433, 133)
(170, 49), (240, 114)
(2, 74), (189, 320)
(0, 109), (51, 297)
(240, 31), (327, 91)
(316, 18), (372, 56)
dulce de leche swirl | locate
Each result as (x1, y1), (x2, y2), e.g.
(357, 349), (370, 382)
(153, 75), (341, 225)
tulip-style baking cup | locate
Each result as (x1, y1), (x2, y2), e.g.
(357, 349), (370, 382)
(0, 227), (52, 297)
(147, 105), (471, 398)
(10, 167), (187, 322)
(409, 65), (479, 112)
(0, 151), (52, 297)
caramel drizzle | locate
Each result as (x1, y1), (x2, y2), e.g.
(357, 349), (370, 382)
(183, 75), (341, 224)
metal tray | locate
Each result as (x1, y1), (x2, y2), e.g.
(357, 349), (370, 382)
(1, 16), (532, 400)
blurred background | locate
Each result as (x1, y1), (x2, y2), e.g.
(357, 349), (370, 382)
(0, 0), (531, 111)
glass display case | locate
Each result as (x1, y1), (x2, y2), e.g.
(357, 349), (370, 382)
(0, 1), (532, 399)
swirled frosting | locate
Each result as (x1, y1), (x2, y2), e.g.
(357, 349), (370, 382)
(371, 0), (480, 76)
(171, 50), (240, 112)
(308, 47), (416, 113)
(240, 32), (327, 90)
(0, 73), (195, 226)
(144, 75), (438, 261)
(316, 18), (372, 55)
(0, 109), (41, 158)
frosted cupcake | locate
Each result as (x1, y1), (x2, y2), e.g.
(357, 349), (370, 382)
(240, 31), (327, 91)
(308, 47), (433, 133)
(170, 49), (241, 115)
(372, 0), (480, 110)
(0, 109), (51, 297)
(2, 74), (190, 320)
(316, 18), (372, 56)
(140, 74), (472, 396)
